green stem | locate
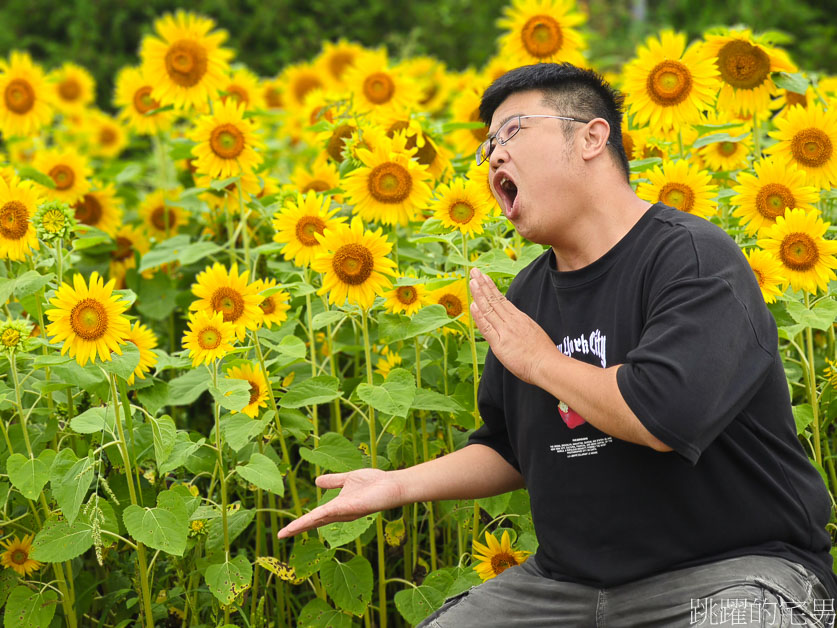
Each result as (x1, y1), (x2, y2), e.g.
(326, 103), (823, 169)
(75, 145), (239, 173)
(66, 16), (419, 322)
(804, 294), (822, 466)
(305, 291), (322, 502)
(237, 181), (251, 270)
(209, 364), (231, 625)
(752, 112), (760, 158)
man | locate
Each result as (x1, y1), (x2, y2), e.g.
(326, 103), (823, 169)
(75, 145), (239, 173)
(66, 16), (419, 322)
(278, 63), (837, 627)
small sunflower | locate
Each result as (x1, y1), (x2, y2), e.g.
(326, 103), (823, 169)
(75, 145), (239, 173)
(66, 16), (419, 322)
(190, 262), (264, 340)
(139, 11), (233, 111)
(0, 319), (32, 354)
(824, 359), (837, 391)
(317, 119), (358, 163)
(72, 181), (123, 237)
(496, 0), (587, 67)
(32, 150), (91, 205)
(0, 51), (53, 138)
(622, 31), (719, 132)
(374, 347), (402, 378)
(464, 161), (501, 216)
(82, 112), (128, 159)
(316, 40), (366, 87)
(771, 86), (816, 119)
(220, 66), (265, 111)
(254, 278), (291, 329)
(109, 224), (151, 286)
(190, 98), (264, 180)
(114, 65), (175, 135)
(766, 103), (837, 190)
(743, 248), (785, 304)
(290, 156), (342, 197)
(224, 362), (269, 418)
(448, 85), (490, 158)
(401, 56), (452, 114)
(472, 530), (529, 582)
(45, 271), (131, 367)
(124, 320), (159, 385)
(383, 280), (428, 316)
(636, 159), (718, 219)
(756, 207), (837, 295)
(194, 172), (262, 216)
(385, 119), (453, 182)
(621, 124), (668, 162)
(33, 199), (76, 242)
(272, 191), (345, 268)
(311, 216), (397, 310)
(0, 176), (41, 261)
(0, 534), (42, 577)
(344, 49), (419, 117)
(49, 62), (95, 115)
(341, 133), (434, 227)
(731, 158), (819, 235)
(280, 61), (327, 112)
(260, 75), (283, 111)
(432, 177), (492, 235)
(429, 278), (471, 328)
(695, 113), (752, 173)
(182, 309), (237, 367)
(139, 189), (187, 240)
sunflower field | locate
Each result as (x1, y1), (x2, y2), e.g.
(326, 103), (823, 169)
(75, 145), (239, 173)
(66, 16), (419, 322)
(0, 0), (836, 626)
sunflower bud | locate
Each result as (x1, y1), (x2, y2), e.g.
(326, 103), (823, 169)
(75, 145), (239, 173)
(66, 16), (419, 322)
(0, 319), (32, 355)
(33, 199), (76, 242)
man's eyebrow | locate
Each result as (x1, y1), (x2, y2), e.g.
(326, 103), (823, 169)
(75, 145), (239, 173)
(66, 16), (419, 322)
(488, 113), (520, 136)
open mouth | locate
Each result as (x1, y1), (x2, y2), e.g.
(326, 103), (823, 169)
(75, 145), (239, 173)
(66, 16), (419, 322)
(493, 172), (518, 214)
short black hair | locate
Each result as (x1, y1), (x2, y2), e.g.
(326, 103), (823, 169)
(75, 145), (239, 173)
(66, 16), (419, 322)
(479, 63), (630, 181)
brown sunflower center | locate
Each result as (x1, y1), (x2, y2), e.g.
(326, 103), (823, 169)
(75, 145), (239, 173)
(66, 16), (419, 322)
(0, 200), (29, 240)
(150, 206), (177, 232)
(438, 293), (463, 317)
(70, 298), (108, 340)
(387, 122), (438, 166)
(716, 40), (770, 90)
(658, 182), (695, 213)
(49, 164), (76, 191)
(791, 128), (833, 168)
(368, 162), (412, 203)
(293, 75), (322, 103)
(752, 268), (765, 287)
(785, 91), (807, 109)
(646, 60), (693, 106)
(295, 216), (326, 247)
(211, 287), (246, 322)
(329, 52), (355, 80)
(58, 78), (81, 102)
(490, 552), (519, 576)
(779, 232), (819, 271)
(756, 183), (795, 219)
(164, 39), (208, 88)
(521, 15), (563, 58)
(4, 79), (35, 114)
(73, 194), (102, 226)
(449, 201), (476, 224)
(470, 108), (488, 143)
(224, 85), (249, 107)
(397, 286), (418, 305)
(100, 126), (117, 146)
(718, 141), (737, 156)
(420, 82), (439, 106)
(198, 326), (222, 350)
(363, 72), (395, 105)
(1, 328), (21, 348)
(264, 86), (282, 109)
(260, 296), (276, 315)
(133, 86), (159, 114)
(622, 131), (635, 161)
(248, 380), (260, 404)
(209, 123), (246, 159)
(111, 236), (134, 261)
(332, 243), (374, 285)
(11, 549), (28, 565)
(301, 180), (331, 193)
(326, 123), (355, 162)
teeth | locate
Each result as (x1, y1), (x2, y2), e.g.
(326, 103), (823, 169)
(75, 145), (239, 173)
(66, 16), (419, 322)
(500, 177), (513, 191)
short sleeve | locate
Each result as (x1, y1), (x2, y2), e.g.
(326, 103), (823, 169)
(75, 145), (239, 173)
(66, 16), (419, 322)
(616, 276), (776, 466)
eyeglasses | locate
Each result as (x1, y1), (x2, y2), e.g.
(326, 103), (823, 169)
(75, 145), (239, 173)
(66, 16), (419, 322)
(475, 114), (594, 165)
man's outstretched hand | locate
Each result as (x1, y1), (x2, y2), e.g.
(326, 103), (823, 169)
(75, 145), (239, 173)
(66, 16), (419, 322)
(276, 468), (405, 539)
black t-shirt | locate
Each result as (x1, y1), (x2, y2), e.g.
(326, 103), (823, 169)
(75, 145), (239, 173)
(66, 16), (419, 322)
(469, 203), (837, 597)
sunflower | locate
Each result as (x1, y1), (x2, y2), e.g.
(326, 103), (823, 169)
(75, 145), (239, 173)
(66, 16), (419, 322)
(114, 65), (175, 135)
(190, 98), (264, 180)
(731, 158), (819, 235)
(182, 309), (237, 367)
(464, 162), (501, 216)
(72, 181), (123, 237)
(45, 271), (131, 367)
(481, 55), (518, 87)
(341, 133), (434, 227)
(743, 248), (785, 304)
(254, 278), (291, 329)
(429, 277), (471, 328)
(272, 192), (345, 268)
(0, 51), (53, 137)
(124, 320), (159, 385)
(385, 119), (453, 182)
(317, 119), (358, 163)
(82, 112), (128, 159)
(0, 176), (41, 261)
(766, 103), (837, 190)
(374, 347), (402, 378)
(296, 88), (348, 145)
(281, 61), (327, 112)
(0, 534), (41, 577)
(825, 359), (837, 391)
(109, 224), (151, 286)
(0, 319), (31, 355)
(622, 31), (719, 132)
(383, 280), (428, 316)
(756, 208), (837, 295)
(290, 156), (342, 197)
(636, 160), (717, 219)
(311, 216), (397, 310)
(260, 75), (283, 111)
(31, 150), (91, 205)
(224, 362), (269, 418)
(697, 131), (752, 173)
(432, 177), (492, 235)
(401, 56), (452, 114)
(139, 189), (187, 240)
(139, 11), (233, 111)
(771, 86), (816, 119)
(496, 0), (587, 67)
(448, 85), (490, 157)
(702, 28), (796, 116)
(344, 49), (419, 117)
(190, 262), (264, 340)
(472, 530), (529, 582)
(316, 40), (366, 88)
(194, 172), (261, 215)
(49, 62), (95, 115)
(621, 124), (668, 162)
(220, 66), (265, 111)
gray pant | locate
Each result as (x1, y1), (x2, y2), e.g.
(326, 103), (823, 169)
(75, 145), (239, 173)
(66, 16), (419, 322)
(418, 555), (835, 627)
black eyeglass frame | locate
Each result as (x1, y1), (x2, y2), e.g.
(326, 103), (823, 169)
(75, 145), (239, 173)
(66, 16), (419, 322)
(475, 114), (596, 165)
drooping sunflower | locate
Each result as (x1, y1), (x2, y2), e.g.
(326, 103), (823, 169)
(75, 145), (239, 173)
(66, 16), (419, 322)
(49, 62), (95, 115)
(472, 530), (529, 582)
(344, 49), (419, 117)
(731, 158), (819, 235)
(190, 262), (264, 340)
(0, 51), (53, 138)
(448, 85), (490, 158)
(743, 248), (786, 304)
(45, 271), (131, 367)
(124, 320), (159, 385)
(139, 189), (187, 240)
(220, 66), (266, 111)
(272, 191), (345, 268)
(190, 98), (264, 180)
(224, 362), (269, 418)
(182, 309), (237, 367)
(0, 176), (41, 261)
(383, 279), (428, 316)
(432, 177), (493, 235)
(311, 216), (397, 310)
(702, 28), (796, 116)
(317, 119), (359, 163)
(636, 159), (718, 219)
(139, 11), (233, 111)
(765, 103), (837, 190)
(429, 277), (471, 328)
(496, 0), (587, 67)
(253, 278), (291, 329)
(622, 31), (719, 132)
(756, 208), (837, 295)
(72, 181), (123, 237)
(114, 66), (174, 135)
(109, 224), (151, 286)
(32, 150), (91, 205)
(341, 133), (434, 227)
(0, 534), (42, 577)
(316, 39), (366, 88)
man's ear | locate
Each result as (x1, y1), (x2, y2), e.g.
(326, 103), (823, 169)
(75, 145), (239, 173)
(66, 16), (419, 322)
(581, 118), (610, 160)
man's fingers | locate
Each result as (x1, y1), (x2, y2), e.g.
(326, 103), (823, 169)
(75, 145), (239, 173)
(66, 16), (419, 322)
(470, 301), (497, 341)
(315, 472), (348, 489)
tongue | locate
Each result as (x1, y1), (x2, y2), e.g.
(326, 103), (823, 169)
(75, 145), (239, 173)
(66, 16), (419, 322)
(506, 192), (520, 220)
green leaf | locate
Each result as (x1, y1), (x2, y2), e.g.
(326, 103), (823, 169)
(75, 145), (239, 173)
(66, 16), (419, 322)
(378, 305), (454, 343)
(49, 449), (94, 525)
(691, 131), (749, 149)
(122, 490), (189, 556)
(159, 434), (204, 475)
(30, 517), (93, 562)
(311, 311), (345, 330)
(178, 241), (223, 266)
(13, 271), (55, 298)
(209, 377), (251, 412)
(69, 406), (115, 434)
(320, 555), (373, 616)
(236, 453), (284, 496)
(17, 166), (56, 189)
(6, 453), (50, 500)
(394, 585), (445, 625)
(298, 433), (363, 472)
(169, 138), (197, 160)
(773, 71), (809, 94)
(210, 176), (241, 191)
(785, 299), (837, 331)
(222, 414), (271, 451)
(149, 414), (177, 467)
(0, 570), (17, 611)
(289, 537), (335, 580)
(136, 272), (178, 320)
(793, 404), (814, 435)
(297, 598), (353, 628)
(167, 368), (211, 406)
(139, 235), (190, 272)
(100, 343), (141, 381)
(205, 554), (252, 605)
(355, 368), (416, 417)
(279, 375), (340, 408)
(206, 508), (254, 553)
(4, 586), (57, 628)
(275, 335), (307, 360)
(412, 388), (464, 413)
(441, 120), (486, 132)
(629, 157), (662, 173)
(136, 379), (169, 416)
